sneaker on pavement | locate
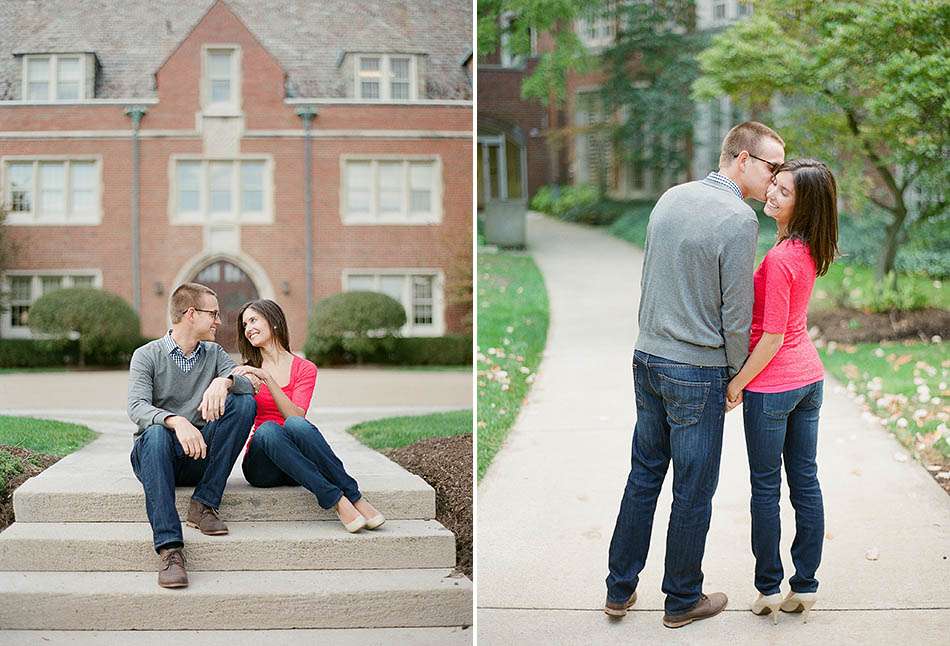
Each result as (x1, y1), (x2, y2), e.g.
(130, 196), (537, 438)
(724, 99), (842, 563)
(157, 547), (188, 588)
(186, 499), (228, 535)
(662, 592), (728, 629)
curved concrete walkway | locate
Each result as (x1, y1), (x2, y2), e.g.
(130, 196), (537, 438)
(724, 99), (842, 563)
(477, 213), (950, 644)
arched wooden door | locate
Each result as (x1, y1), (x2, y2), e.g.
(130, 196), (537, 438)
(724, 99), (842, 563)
(190, 260), (260, 352)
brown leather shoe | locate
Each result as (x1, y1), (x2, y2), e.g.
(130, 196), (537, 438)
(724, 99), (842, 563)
(663, 592), (728, 628)
(604, 591), (638, 617)
(157, 547), (188, 588)
(186, 499), (228, 535)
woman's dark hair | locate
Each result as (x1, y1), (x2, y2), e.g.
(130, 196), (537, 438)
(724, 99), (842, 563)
(776, 158), (839, 277)
(237, 299), (291, 368)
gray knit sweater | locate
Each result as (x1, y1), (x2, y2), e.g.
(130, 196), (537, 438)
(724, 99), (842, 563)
(127, 338), (254, 435)
(635, 176), (758, 376)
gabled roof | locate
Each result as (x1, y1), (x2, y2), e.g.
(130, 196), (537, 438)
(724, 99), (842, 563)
(0, 0), (472, 100)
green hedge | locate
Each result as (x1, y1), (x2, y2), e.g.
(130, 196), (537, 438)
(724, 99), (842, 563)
(307, 335), (472, 366)
(0, 336), (149, 368)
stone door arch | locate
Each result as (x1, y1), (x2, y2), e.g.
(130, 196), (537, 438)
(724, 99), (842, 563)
(189, 259), (260, 352)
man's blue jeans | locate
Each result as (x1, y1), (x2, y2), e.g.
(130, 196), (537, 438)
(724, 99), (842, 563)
(242, 416), (362, 510)
(130, 393), (255, 552)
(606, 351), (728, 615)
(742, 381), (824, 595)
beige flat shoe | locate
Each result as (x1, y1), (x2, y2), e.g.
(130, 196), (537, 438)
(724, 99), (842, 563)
(780, 591), (817, 623)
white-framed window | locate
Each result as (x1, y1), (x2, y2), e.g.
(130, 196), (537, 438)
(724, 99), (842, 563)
(202, 45), (241, 114)
(575, 11), (615, 50)
(343, 270), (444, 336)
(22, 54), (86, 101)
(737, 2), (752, 18)
(355, 55), (417, 101)
(713, 1), (727, 20)
(341, 156), (442, 225)
(170, 157), (272, 224)
(1, 271), (101, 338)
(2, 157), (101, 225)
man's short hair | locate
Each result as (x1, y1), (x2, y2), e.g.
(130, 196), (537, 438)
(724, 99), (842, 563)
(719, 121), (785, 167)
(170, 283), (216, 324)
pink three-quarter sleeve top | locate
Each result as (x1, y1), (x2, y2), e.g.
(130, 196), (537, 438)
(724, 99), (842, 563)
(245, 355), (318, 451)
(745, 238), (825, 393)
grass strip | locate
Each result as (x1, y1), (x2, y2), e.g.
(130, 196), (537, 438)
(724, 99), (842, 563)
(476, 252), (550, 480)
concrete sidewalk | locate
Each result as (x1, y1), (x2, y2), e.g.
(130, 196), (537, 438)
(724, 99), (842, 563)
(476, 213), (950, 644)
(0, 366), (472, 411)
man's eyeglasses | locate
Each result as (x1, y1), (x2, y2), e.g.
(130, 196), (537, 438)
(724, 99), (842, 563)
(193, 308), (221, 321)
(734, 152), (782, 174)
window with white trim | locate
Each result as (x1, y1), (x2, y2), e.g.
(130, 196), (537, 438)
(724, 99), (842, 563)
(342, 158), (441, 224)
(713, 2), (727, 20)
(3, 159), (101, 224)
(172, 158), (270, 223)
(356, 55), (417, 101)
(22, 54), (86, 101)
(3, 272), (100, 335)
(737, 2), (752, 18)
(344, 272), (443, 336)
(203, 47), (240, 113)
(575, 11), (615, 50)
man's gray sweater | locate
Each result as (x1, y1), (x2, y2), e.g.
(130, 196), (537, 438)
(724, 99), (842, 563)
(635, 176), (758, 376)
(127, 338), (254, 436)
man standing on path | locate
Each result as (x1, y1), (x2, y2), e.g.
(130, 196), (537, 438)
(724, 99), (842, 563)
(604, 122), (786, 628)
(128, 282), (260, 588)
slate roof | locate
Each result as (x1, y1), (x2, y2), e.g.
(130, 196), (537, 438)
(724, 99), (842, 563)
(0, 0), (472, 100)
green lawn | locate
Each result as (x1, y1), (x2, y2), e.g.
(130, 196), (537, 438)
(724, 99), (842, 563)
(819, 341), (949, 458)
(476, 252), (550, 480)
(347, 409), (472, 451)
(0, 416), (98, 456)
(0, 416), (98, 497)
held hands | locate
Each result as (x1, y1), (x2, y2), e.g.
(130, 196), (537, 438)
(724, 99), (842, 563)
(199, 377), (231, 422)
(171, 417), (206, 460)
(231, 365), (269, 393)
(726, 379), (744, 413)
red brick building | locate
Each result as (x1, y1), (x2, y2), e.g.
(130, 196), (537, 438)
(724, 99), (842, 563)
(0, 0), (472, 351)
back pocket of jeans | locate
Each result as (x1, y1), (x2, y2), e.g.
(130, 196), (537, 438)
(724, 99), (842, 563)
(656, 373), (711, 426)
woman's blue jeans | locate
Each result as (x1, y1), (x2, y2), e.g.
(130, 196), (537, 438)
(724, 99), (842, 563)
(242, 416), (362, 510)
(743, 380), (825, 595)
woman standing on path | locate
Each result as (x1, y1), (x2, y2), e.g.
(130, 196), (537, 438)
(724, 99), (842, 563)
(725, 159), (839, 623)
(232, 299), (384, 533)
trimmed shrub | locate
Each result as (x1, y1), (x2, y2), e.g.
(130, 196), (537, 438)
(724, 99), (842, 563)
(374, 335), (472, 366)
(0, 338), (78, 368)
(0, 449), (23, 497)
(529, 185), (558, 214)
(304, 291), (407, 364)
(27, 287), (141, 366)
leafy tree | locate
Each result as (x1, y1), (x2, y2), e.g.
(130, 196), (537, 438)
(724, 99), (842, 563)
(693, 0), (949, 279)
(601, 1), (705, 185)
(477, 0), (598, 105)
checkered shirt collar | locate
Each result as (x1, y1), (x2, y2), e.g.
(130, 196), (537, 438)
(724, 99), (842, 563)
(704, 171), (744, 201)
(162, 330), (202, 373)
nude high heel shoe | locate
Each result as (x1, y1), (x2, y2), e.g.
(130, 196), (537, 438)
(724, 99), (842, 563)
(335, 502), (366, 533)
(750, 592), (784, 625)
(780, 591), (817, 623)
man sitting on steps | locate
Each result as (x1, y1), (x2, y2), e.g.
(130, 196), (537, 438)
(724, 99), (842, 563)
(127, 282), (260, 588)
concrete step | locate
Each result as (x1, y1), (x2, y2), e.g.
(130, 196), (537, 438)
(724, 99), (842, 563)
(13, 433), (436, 522)
(0, 627), (473, 645)
(0, 569), (472, 630)
(0, 520), (456, 571)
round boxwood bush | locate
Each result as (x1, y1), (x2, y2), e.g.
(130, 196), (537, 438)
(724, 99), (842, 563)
(305, 291), (407, 364)
(28, 287), (141, 366)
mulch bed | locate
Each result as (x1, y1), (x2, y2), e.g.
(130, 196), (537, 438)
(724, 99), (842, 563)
(808, 307), (950, 344)
(385, 434), (472, 579)
(0, 445), (61, 533)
